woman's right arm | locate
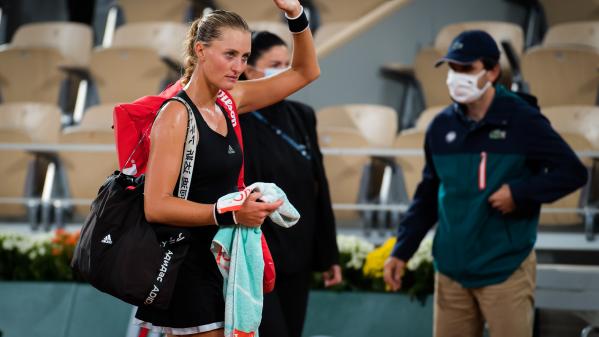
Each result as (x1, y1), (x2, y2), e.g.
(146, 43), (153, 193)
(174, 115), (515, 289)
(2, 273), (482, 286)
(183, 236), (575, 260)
(143, 101), (215, 226)
(143, 101), (282, 227)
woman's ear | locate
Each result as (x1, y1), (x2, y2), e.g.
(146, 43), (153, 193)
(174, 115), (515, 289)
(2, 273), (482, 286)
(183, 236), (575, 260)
(194, 42), (205, 63)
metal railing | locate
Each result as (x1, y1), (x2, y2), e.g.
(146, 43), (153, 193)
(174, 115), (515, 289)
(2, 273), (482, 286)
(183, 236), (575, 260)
(0, 143), (597, 240)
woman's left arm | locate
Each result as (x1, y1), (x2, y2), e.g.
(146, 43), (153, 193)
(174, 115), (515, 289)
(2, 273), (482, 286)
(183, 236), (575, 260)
(231, 0), (320, 114)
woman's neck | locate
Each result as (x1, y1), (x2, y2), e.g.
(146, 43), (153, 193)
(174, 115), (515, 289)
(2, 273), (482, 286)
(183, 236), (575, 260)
(184, 70), (219, 109)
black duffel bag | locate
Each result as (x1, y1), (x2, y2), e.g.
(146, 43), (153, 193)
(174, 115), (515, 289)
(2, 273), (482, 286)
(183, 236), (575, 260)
(71, 172), (190, 310)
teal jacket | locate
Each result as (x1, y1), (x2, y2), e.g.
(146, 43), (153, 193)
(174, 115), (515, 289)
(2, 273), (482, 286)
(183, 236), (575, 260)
(391, 86), (588, 288)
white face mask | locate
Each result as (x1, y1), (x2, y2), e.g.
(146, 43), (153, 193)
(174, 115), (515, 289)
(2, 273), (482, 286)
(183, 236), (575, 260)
(446, 69), (492, 104)
(263, 67), (288, 78)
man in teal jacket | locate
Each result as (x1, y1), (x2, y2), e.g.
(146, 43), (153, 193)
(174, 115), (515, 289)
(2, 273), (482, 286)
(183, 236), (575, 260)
(383, 30), (588, 337)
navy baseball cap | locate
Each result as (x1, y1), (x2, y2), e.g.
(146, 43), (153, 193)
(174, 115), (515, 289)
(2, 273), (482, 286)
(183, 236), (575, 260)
(435, 30), (500, 67)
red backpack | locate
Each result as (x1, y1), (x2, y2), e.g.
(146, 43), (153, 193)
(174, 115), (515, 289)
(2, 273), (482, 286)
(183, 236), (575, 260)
(113, 80), (275, 293)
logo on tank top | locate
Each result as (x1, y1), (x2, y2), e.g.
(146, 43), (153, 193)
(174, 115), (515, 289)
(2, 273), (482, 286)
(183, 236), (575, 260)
(217, 90), (237, 127)
(228, 145), (236, 154)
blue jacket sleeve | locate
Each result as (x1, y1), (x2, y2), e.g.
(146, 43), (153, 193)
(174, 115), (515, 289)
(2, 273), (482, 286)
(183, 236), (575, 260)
(508, 111), (589, 210)
(391, 132), (439, 262)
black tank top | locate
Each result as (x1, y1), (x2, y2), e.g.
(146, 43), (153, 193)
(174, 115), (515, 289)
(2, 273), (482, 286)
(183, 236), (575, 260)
(173, 90), (243, 238)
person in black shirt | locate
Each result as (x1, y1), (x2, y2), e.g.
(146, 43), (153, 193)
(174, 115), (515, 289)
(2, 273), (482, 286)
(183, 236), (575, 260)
(240, 30), (342, 337)
(139, 1), (321, 335)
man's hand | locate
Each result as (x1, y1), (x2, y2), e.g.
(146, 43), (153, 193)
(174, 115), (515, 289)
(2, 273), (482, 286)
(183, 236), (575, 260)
(488, 184), (516, 214)
(383, 257), (406, 292)
(323, 264), (342, 287)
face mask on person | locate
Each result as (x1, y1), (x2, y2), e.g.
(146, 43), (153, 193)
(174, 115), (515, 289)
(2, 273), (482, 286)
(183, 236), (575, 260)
(446, 69), (492, 104)
(263, 67), (288, 78)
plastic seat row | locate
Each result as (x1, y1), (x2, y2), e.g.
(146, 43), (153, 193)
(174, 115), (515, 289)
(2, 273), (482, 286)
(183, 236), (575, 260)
(315, 104), (598, 229)
(384, 20), (599, 131)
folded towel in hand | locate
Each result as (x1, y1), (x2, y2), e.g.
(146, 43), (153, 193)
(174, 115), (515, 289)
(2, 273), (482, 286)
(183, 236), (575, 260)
(211, 182), (300, 337)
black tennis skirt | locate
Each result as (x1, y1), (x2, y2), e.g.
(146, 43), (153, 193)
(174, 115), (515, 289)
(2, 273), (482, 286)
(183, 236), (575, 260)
(135, 227), (225, 334)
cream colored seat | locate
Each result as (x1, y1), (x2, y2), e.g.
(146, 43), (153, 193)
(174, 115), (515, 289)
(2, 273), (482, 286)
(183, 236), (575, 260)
(317, 127), (370, 222)
(10, 22), (93, 68)
(59, 104), (118, 218)
(218, 1), (281, 21)
(247, 21), (292, 47)
(113, 22), (189, 66)
(522, 46), (599, 107)
(413, 47), (452, 108)
(118, 0), (190, 23)
(538, 131), (594, 226)
(540, 0), (599, 26)
(543, 105), (599, 148)
(0, 48), (66, 104)
(393, 129), (425, 200)
(89, 46), (171, 104)
(317, 104), (398, 147)
(414, 105), (447, 130)
(0, 103), (61, 218)
(543, 21), (599, 49)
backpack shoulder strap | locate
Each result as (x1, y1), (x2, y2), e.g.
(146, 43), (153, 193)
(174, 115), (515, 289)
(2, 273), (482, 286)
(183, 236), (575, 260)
(163, 96), (198, 200)
(216, 90), (245, 191)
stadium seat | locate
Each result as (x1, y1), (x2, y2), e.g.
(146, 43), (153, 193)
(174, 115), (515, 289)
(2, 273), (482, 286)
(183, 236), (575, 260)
(10, 22), (93, 68)
(113, 22), (189, 66)
(317, 126), (370, 222)
(59, 104), (118, 219)
(0, 48), (66, 104)
(317, 104), (398, 147)
(392, 129), (425, 200)
(543, 21), (599, 49)
(414, 105), (446, 130)
(117, 0), (190, 23)
(413, 47), (452, 108)
(543, 105), (599, 149)
(0, 103), (61, 218)
(540, 0), (599, 27)
(538, 131), (594, 226)
(89, 47), (171, 104)
(522, 46), (599, 107)
(218, 1), (281, 22)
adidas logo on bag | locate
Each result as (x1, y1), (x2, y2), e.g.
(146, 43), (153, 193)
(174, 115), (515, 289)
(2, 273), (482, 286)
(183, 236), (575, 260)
(101, 234), (113, 245)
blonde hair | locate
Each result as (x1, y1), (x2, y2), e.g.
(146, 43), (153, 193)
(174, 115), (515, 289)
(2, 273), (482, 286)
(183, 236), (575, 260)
(182, 10), (250, 85)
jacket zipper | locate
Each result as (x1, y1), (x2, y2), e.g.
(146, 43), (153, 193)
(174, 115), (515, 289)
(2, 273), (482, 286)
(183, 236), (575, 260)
(479, 151), (487, 191)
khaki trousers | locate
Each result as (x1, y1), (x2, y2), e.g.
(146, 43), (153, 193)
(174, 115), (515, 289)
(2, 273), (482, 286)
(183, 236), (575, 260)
(434, 251), (536, 337)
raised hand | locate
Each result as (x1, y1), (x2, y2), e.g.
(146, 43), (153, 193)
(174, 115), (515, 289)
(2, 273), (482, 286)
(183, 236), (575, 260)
(272, 0), (302, 17)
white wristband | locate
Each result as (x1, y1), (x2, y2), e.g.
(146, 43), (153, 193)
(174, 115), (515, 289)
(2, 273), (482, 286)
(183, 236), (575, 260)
(284, 5), (304, 20)
(213, 203), (219, 226)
